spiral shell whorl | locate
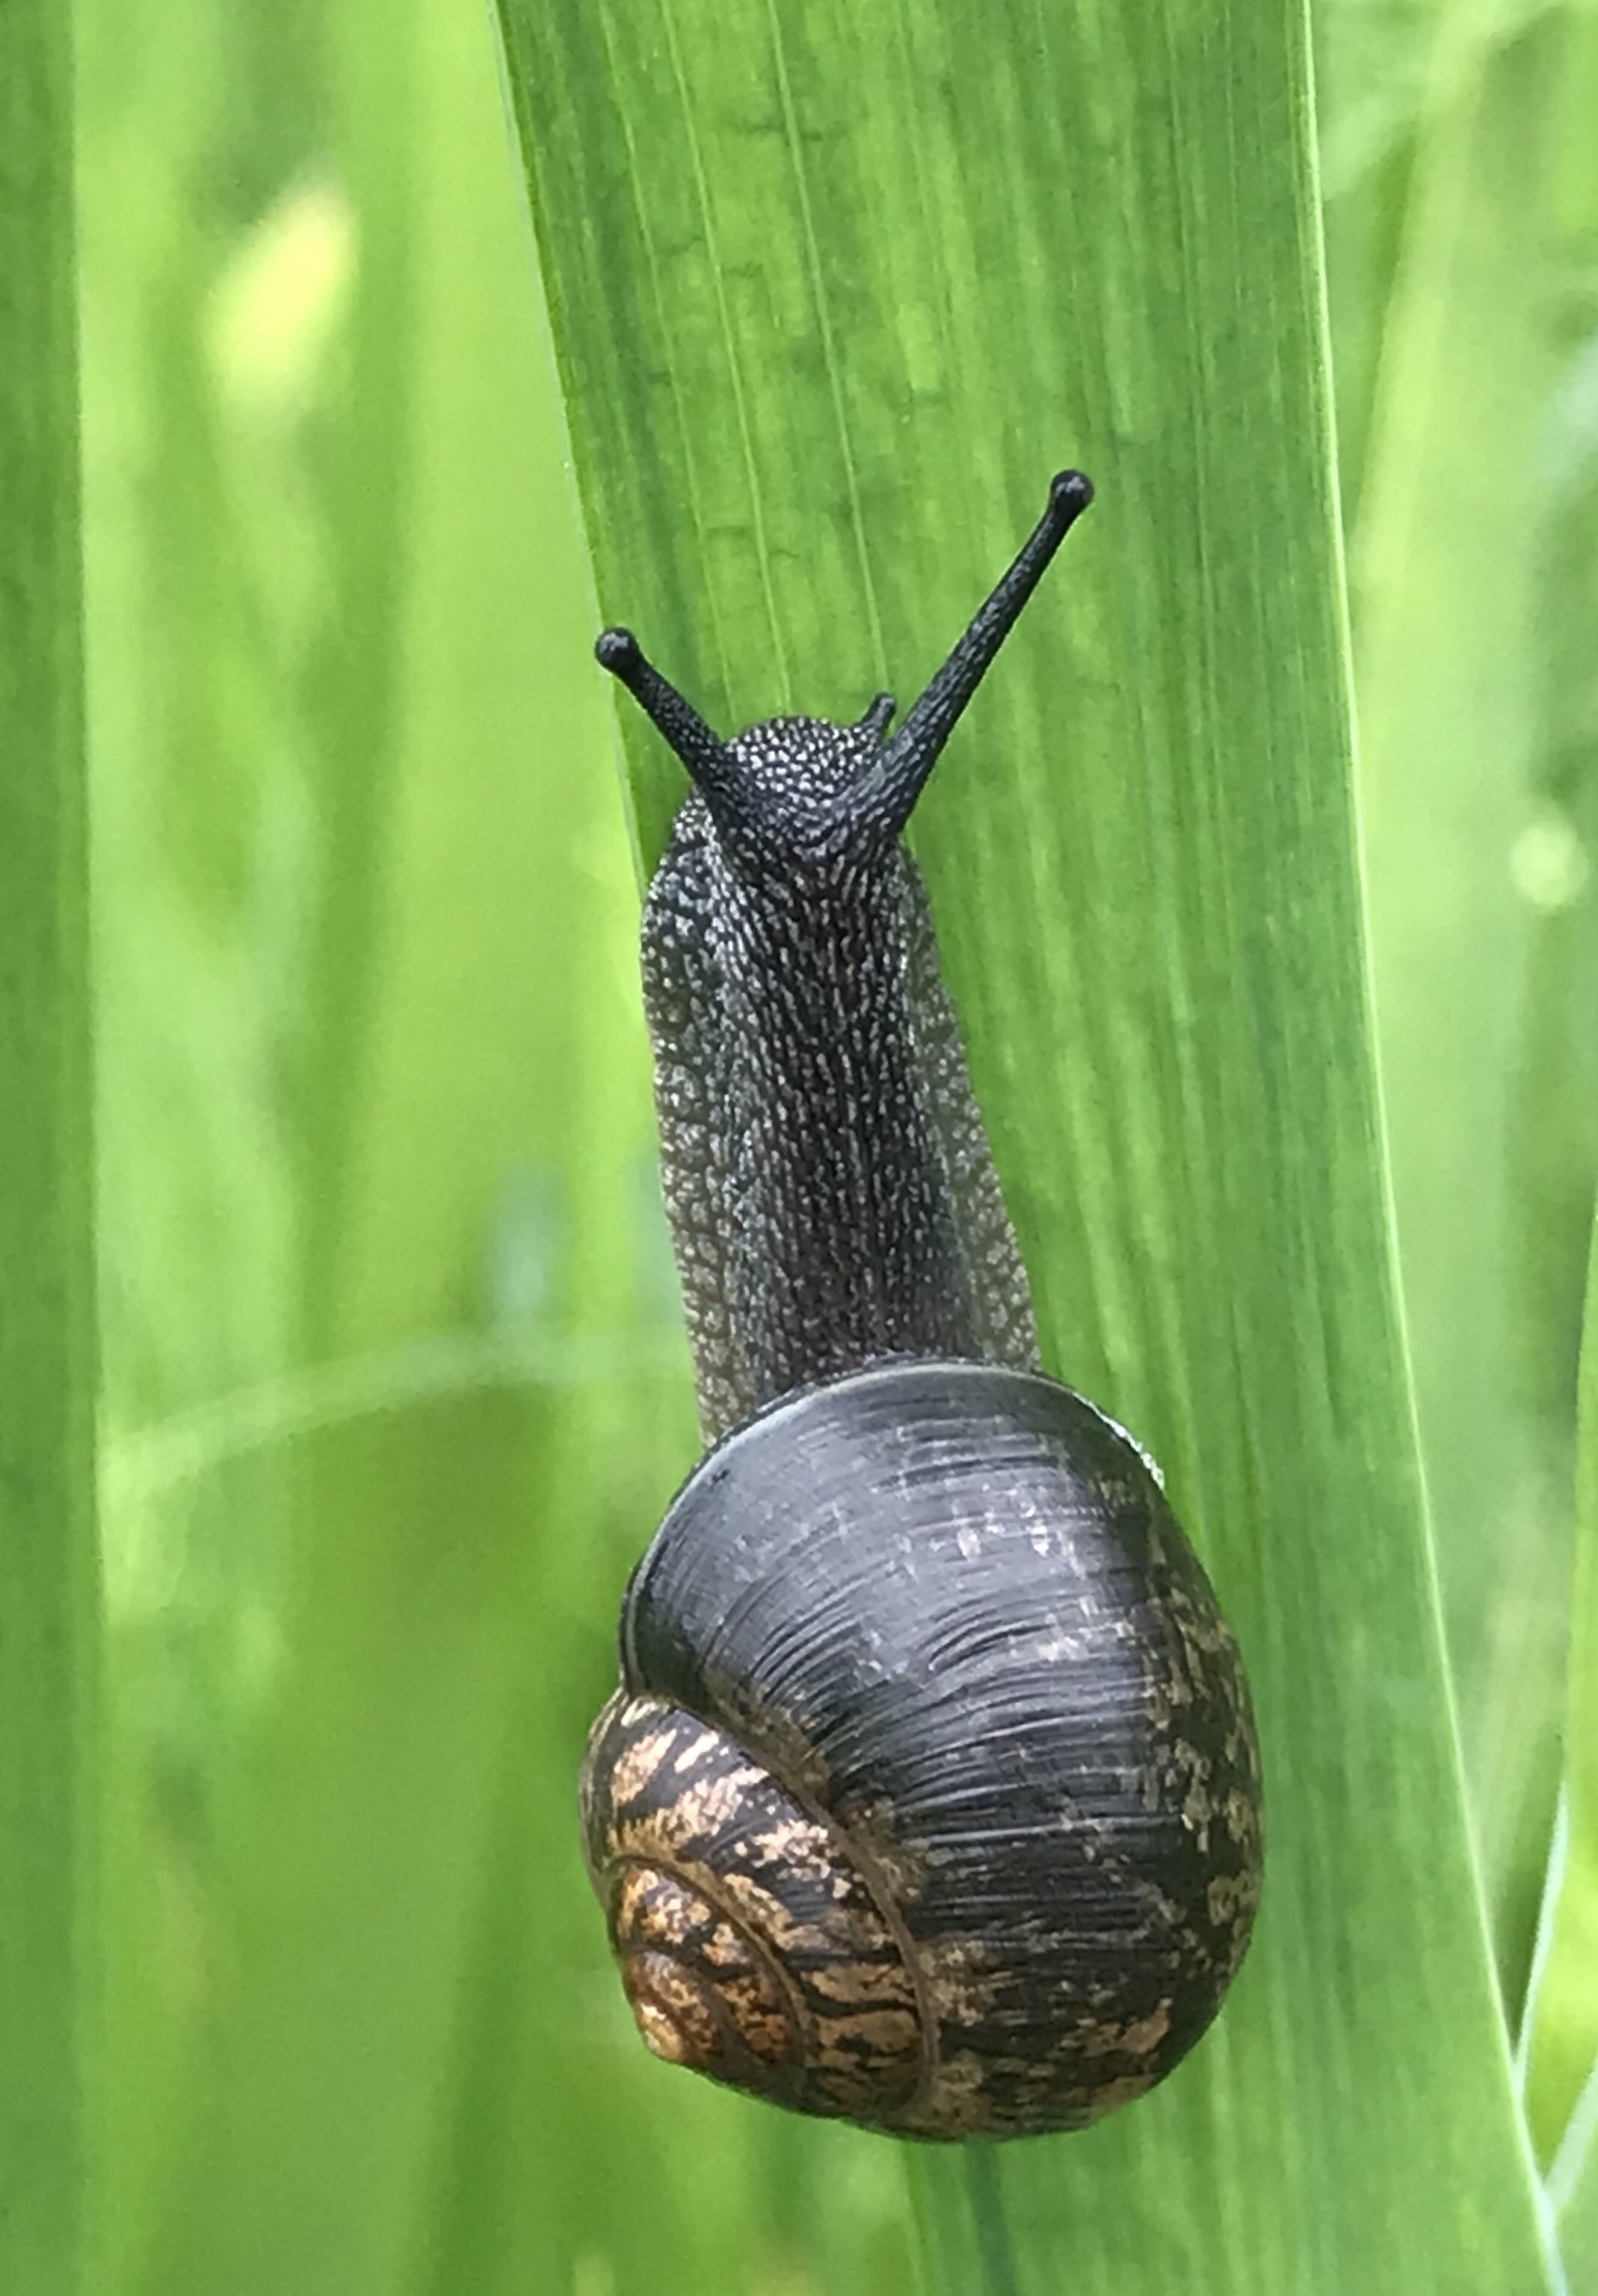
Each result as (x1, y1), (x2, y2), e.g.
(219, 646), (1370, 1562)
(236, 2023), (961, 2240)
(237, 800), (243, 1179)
(581, 1691), (924, 2120)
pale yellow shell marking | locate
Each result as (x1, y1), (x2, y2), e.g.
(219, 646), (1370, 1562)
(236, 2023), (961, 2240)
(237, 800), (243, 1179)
(605, 1719), (679, 1809)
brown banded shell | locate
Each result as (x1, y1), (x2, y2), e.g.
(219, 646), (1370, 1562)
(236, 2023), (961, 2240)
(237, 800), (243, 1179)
(581, 1692), (924, 2119)
(580, 1358), (1263, 2141)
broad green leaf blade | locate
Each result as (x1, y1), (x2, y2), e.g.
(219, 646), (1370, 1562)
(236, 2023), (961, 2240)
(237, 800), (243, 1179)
(0, 9), (99, 2296)
(493, 0), (1555, 2285)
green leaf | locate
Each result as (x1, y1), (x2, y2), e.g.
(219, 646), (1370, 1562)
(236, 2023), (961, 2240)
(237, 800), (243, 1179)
(1512, 0), (1598, 2176)
(1524, 1197), (1598, 2159)
(1554, 2070), (1598, 2285)
(492, 0), (1555, 2284)
(0, 7), (99, 2294)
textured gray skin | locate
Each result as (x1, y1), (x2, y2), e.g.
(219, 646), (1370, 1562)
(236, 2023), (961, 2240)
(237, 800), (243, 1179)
(641, 720), (1040, 1441)
(614, 471), (1093, 1434)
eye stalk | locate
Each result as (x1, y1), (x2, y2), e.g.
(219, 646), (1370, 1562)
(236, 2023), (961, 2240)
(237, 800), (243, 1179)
(593, 626), (740, 815)
(595, 468), (1093, 844)
(853, 468), (1092, 836)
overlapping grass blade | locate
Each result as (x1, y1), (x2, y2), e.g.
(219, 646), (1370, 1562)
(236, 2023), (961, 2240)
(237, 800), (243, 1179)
(1554, 2074), (1598, 2283)
(1523, 1200), (1598, 2161)
(0, 9), (98, 2294)
(491, 0), (1555, 2283)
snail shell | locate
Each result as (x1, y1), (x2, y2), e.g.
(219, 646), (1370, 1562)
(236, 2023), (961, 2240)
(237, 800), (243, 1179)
(581, 1360), (1261, 2139)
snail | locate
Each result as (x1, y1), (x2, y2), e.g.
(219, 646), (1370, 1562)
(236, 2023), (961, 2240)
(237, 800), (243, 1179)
(581, 472), (1263, 2140)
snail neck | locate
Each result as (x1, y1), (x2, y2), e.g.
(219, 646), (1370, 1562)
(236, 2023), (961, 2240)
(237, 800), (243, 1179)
(724, 846), (982, 1403)
(644, 818), (1040, 1439)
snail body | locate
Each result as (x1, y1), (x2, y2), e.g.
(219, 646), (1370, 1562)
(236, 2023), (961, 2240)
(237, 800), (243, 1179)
(584, 475), (1262, 2139)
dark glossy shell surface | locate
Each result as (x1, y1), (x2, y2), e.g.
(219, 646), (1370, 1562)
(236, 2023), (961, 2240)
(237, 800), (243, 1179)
(617, 1357), (1262, 2137)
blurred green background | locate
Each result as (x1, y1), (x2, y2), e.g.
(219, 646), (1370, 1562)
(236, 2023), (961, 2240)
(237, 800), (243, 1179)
(74, 0), (1598, 2288)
